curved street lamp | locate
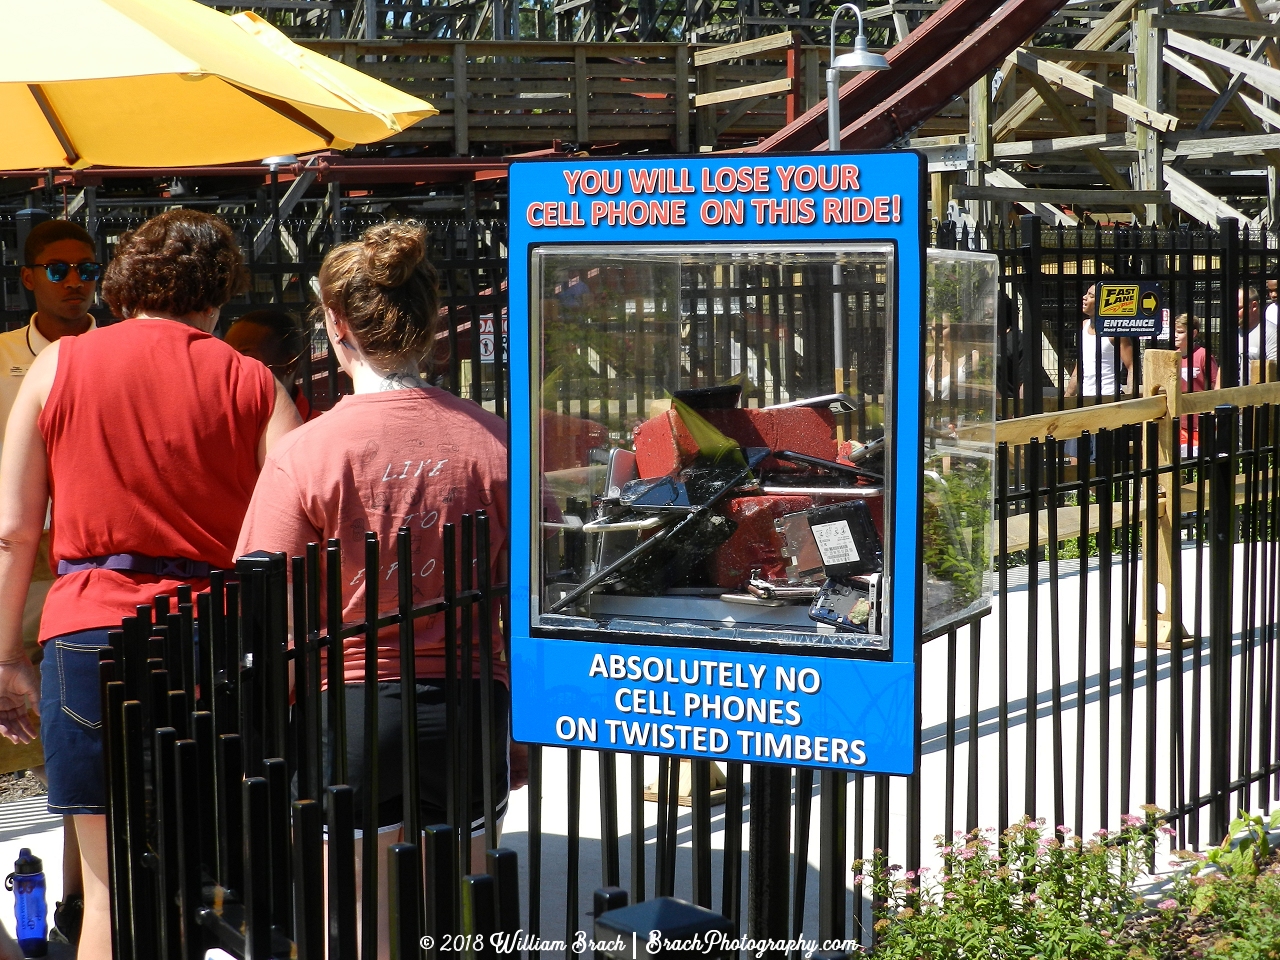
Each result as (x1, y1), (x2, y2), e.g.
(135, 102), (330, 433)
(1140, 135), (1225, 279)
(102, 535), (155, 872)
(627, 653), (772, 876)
(827, 3), (890, 150)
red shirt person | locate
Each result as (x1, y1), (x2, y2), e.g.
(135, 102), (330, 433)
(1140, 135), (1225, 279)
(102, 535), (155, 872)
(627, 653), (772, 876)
(236, 221), (509, 951)
(0, 210), (300, 959)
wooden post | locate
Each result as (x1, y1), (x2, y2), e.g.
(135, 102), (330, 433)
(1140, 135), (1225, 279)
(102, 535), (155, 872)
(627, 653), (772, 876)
(696, 63), (717, 150)
(786, 43), (802, 124)
(1142, 348), (1180, 646)
(453, 44), (469, 156)
(575, 47), (590, 145)
(1135, 0), (1166, 225)
(675, 46), (690, 153)
(968, 73), (992, 224)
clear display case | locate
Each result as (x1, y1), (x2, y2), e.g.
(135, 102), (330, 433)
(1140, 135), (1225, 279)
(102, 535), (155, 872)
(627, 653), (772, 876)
(529, 242), (996, 653)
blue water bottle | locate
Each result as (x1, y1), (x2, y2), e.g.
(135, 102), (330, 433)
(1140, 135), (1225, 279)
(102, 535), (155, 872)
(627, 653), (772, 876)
(6, 848), (47, 957)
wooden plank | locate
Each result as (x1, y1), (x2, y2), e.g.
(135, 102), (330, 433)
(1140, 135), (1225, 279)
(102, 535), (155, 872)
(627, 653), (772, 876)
(954, 185), (1170, 204)
(1002, 497), (1166, 555)
(692, 30), (793, 67)
(676, 47), (690, 153)
(1167, 30), (1280, 101)
(1154, 12), (1280, 37)
(984, 167), (1076, 225)
(993, 0), (1140, 140)
(1177, 477), (1251, 514)
(693, 76), (791, 107)
(956, 395), (1169, 446)
(574, 46), (589, 143)
(993, 132), (1134, 158)
(1177, 379), (1280, 415)
(1025, 46), (1133, 64)
(1236, 0), (1280, 69)
(1012, 49), (1180, 132)
(1167, 130), (1280, 156)
(1163, 163), (1257, 227)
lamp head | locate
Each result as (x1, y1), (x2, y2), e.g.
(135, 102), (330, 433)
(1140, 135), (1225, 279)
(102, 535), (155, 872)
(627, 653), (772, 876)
(832, 34), (890, 72)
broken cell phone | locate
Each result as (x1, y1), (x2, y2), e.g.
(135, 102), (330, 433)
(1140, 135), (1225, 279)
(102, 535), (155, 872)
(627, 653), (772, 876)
(809, 574), (882, 633)
(805, 500), (883, 579)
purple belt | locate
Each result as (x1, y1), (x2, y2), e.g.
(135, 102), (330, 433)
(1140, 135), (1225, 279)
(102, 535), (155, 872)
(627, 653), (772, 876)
(56, 553), (212, 579)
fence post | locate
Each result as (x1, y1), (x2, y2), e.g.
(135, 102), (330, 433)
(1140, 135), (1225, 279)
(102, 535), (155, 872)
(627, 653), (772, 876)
(1208, 404), (1237, 842)
(747, 764), (790, 959)
(1141, 348), (1182, 645)
(1019, 215), (1044, 414)
(1220, 219), (1241, 388)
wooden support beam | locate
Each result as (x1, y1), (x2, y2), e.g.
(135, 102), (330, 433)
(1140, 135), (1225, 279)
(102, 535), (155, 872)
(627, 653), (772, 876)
(1012, 49), (1180, 132)
(993, 132), (1134, 158)
(954, 185), (1169, 205)
(956, 394), (1169, 446)
(1014, 64), (1149, 217)
(993, 0), (1140, 140)
(1166, 131), (1280, 157)
(1167, 29), (1280, 101)
(1154, 12), (1280, 38)
(453, 44), (469, 156)
(574, 46), (589, 143)
(1235, 0), (1280, 69)
(694, 76), (791, 107)
(1163, 164), (1259, 226)
(1135, 0), (1167, 225)
(1142, 349), (1180, 635)
(1163, 44), (1280, 172)
(692, 30), (792, 66)
(983, 168), (1077, 224)
(1024, 46), (1134, 64)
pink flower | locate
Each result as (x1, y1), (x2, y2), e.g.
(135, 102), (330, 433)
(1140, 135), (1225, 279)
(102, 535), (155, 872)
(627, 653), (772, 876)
(1027, 893), (1039, 903)
(1160, 826), (1176, 837)
(958, 847), (977, 860)
(941, 846), (953, 855)
(1158, 899), (1178, 910)
(1056, 824), (1069, 834)
(853, 875), (864, 884)
(1121, 814), (1143, 827)
(905, 871), (916, 880)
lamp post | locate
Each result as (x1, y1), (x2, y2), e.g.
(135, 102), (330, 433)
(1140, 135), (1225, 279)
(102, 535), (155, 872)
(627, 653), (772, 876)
(826, 3), (890, 151)
(825, 4), (888, 412)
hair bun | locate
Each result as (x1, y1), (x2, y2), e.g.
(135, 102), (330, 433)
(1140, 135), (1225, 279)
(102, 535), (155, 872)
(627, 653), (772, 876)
(362, 221), (426, 288)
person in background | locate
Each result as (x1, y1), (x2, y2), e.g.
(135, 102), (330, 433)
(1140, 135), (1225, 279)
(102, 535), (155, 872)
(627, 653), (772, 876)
(225, 308), (321, 421)
(1174, 314), (1217, 456)
(0, 209), (300, 958)
(1065, 282), (1135, 400)
(236, 221), (509, 958)
(0, 219), (102, 945)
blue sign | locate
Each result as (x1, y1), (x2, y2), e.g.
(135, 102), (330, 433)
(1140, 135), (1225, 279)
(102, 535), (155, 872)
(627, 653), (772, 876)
(507, 152), (926, 774)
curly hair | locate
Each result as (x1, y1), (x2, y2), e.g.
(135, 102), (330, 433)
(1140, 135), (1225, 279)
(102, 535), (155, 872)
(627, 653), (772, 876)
(318, 220), (440, 367)
(101, 210), (249, 319)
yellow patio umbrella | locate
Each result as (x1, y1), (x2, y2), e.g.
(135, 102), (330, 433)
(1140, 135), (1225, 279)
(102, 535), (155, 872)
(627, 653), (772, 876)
(0, 0), (437, 169)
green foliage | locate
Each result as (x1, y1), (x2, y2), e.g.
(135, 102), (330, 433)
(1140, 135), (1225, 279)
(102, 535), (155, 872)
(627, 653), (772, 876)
(923, 457), (992, 608)
(859, 811), (1161, 960)
(859, 810), (1280, 960)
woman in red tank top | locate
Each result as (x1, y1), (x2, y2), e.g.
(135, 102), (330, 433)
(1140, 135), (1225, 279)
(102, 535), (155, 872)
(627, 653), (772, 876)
(0, 210), (300, 958)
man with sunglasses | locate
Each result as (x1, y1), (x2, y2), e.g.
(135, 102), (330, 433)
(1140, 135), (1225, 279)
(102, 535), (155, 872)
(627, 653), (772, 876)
(0, 218), (100, 947)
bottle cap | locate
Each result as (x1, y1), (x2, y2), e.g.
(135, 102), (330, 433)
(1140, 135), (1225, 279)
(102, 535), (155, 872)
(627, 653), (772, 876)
(14, 848), (42, 875)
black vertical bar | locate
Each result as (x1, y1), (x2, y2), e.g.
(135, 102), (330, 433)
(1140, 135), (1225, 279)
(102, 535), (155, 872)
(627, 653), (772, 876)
(197, 592), (215, 718)
(264, 757), (293, 939)
(361, 531), (381, 960)
(328, 785), (359, 960)
(600, 751), (621, 888)
(179, 602), (196, 706)
(722, 761), (743, 934)
(789, 767), (812, 960)
(528, 744), (542, 960)
(691, 759), (712, 909)
(218, 734), (244, 894)
(397, 526), (423, 895)
(462, 874), (497, 960)
(293, 555), (314, 803)
(662, 757), (679, 896)
(423, 822), (457, 959)
(459, 515), (476, 876)
(1075, 444), (1091, 838)
(243, 777), (273, 959)
(104, 678), (131, 960)
(1098, 428), (1115, 830)
(443, 525), (460, 865)
(153, 726), (180, 960)
(1145, 420), (1160, 808)
(1046, 436), (1066, 833)
(123, 699), (157, 960)
(390, 842), (424, 960)
(997, 444), (1010, 832)
(192, 711), (219, 882)
(565, 748), (582, 959)
(966, 621), (981, 833)
(630, 753), (646, 905)
(944, 630), (957, 841)
(1210, 405), (1237, 841)
(1221, 219), (1241, 388)
(475, 512), (500, 850)
(487, 848), (521, 935)
(305, 543), (324, 803)
(654, 757), (670, 897)
(327, 539), (347, 787)
(748, 764), (790, 959)
(293, 800), (325, 960)
(818, 771), (846, 943)
(173, 738), (204, 960)
(1025, 438), (1041, 819)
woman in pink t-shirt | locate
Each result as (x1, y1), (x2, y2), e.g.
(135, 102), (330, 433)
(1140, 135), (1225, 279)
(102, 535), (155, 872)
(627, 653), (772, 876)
(1174, 313), (1217, 455)
(236, 222), (509, 952)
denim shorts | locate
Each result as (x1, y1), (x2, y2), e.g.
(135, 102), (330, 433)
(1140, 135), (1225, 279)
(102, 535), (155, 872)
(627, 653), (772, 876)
(39, 628), (112, 816)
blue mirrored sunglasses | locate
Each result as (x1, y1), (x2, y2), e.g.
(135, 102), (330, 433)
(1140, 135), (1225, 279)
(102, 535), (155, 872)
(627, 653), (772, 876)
(25, 261), (103, 283)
